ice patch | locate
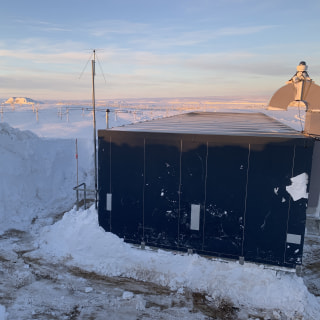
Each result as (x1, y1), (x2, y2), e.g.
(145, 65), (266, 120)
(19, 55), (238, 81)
(285, 173), (308, 201)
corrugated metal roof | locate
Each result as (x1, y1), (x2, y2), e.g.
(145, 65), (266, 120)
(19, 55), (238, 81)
(111, 112), (305, 138)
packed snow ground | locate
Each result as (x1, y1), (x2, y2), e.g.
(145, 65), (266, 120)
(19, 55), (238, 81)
(1, 100), (320, 319)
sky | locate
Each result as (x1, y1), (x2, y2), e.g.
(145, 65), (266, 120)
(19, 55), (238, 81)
(1, 0), (320, 101)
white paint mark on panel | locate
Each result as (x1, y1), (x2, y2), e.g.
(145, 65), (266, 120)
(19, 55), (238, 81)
(286, 233), (301, 245)
(190, 204), (200, 231)
(286, 173), (308, 201)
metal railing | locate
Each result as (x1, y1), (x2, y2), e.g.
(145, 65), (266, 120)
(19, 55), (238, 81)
(73, 183), (95, 210)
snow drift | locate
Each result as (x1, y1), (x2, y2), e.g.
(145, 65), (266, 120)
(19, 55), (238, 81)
(0, 123), (77, 233)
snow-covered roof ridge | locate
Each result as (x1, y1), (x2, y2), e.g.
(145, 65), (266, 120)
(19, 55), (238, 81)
(4, 97), (43, 105)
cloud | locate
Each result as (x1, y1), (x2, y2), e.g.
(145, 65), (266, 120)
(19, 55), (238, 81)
(215, 25), (276, 36)
(0, 37), (91, 67)
(0, 71), (92, 100)
(128, 24), (277, 50)
(87, 20), (149, 37)
(0, 43), (296, 88)
(0, 49), (89, 67)
(0, 22), (315, 100)
(13, 18), (71, 33)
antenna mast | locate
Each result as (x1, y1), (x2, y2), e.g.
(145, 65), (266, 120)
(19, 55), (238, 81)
(92, 49), (98, 209)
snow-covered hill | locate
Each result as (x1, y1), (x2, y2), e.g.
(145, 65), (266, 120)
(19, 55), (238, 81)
(4, 97), (42, 105)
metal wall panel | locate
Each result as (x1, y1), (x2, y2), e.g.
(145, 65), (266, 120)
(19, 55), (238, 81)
(179, 141), (208, 251)
(143, 138), (181, 248)
(204, 143), (249, 259)
(243, 142), (294, 266)
(284, 141), (314, 266)
(98, 134), (145, 241)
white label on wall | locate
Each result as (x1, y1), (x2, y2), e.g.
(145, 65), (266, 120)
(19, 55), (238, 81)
(286, 233), (301, 245)
(106, 193), (112, 211)
(190, 204), (200, 231)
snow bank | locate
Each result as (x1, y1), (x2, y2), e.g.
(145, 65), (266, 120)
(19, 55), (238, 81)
(0, 123), (85, 233)
(33, 206), (320, 319)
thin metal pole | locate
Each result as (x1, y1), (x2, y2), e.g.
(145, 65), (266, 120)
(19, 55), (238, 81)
(92, 50), (98, 209)
(84, 183), (87, 210)
(106, 109), (110, 129)
(76, 139), (79, 210)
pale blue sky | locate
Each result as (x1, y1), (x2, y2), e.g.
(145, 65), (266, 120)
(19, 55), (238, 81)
(1, 0), (320, 100)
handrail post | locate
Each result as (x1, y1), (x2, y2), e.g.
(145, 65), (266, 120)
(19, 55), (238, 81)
(84, 183), (87, 209)
(76, 189), (79, 210)
(73, 182), (95, 210)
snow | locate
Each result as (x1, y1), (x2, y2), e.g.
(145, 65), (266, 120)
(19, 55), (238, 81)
(30, 205), (320, 318)
(0, 305), (8, 320)
(286, 173), (309, 201)
(0, 98), (320, 319)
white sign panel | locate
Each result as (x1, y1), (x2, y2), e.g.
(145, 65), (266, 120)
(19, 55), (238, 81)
(190, 204), (200, 231)
(106, 193), (112, 211)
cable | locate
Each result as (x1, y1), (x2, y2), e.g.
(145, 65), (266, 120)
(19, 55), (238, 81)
(297, 103), (304, 132)
(96, 52), (107, 85)
(78, 52), (93, 79)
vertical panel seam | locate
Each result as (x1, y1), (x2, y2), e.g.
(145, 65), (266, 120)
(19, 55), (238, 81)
(202, 141), (209, 250)
(178, 139), (182, 247)
(143, 138), (146, 241)
(283, 144), (295, 263)
(109, 136), (112, 231)
(241, 143), (251, 257)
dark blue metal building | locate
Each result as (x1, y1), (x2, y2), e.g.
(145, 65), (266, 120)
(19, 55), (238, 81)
(98, 112), (314, 268)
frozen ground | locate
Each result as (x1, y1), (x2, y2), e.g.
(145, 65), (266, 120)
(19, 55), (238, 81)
(0, 98), (320, 319)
